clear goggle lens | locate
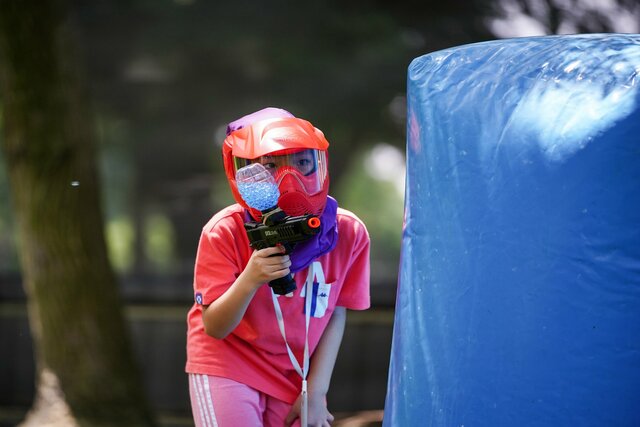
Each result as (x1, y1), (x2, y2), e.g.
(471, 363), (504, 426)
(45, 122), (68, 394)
(233, 149), (327, 195)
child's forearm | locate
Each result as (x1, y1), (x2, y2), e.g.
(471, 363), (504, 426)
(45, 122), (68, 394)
(201, 273), (260, 339)
(202, 246), (291, 339)
(308, 306), (347, 396)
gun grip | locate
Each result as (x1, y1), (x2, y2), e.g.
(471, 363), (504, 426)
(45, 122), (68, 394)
(269, 274), (297, 295)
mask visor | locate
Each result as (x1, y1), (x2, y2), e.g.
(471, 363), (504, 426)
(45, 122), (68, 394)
(233, 149), (327, 195)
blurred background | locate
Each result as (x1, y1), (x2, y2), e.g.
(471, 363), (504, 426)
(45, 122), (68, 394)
(1, 0), (638, 426)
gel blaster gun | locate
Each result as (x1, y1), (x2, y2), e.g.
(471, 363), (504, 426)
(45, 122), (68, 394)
(235, 162), (322, 295)
(244, 209), (321, 295)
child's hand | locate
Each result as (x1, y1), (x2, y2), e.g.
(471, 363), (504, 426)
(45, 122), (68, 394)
(240, 245), (291, 289)
(285, 393), (334, 427)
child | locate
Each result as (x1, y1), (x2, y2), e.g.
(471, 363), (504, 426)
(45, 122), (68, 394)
(186, 107), (370, 427)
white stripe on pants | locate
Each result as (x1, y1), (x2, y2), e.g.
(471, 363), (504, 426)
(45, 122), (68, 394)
(190, 374), (218, 427)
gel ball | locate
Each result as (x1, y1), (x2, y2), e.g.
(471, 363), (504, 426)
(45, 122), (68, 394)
(384, 34), (640, 427)
(236, 163), (280, 211)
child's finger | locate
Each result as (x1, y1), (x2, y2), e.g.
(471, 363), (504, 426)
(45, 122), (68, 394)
(266, 254), (290, 266)
(270, 267), (290, 279)
(256, 251), (289, 266)
(256, 246), (286, 257)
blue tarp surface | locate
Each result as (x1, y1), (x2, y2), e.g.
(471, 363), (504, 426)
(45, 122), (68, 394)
(384, 34), (640, 427)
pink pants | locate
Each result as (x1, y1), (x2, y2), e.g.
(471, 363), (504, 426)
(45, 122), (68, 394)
(189, 374), (301, 427)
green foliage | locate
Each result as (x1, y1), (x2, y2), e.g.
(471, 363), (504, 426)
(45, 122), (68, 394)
(97, 115), (135, 220)
(106, 216), (135, 272)
(97, 114), (138, 273)
(143, 212), (176, 273)
(335, 144), (405, 284)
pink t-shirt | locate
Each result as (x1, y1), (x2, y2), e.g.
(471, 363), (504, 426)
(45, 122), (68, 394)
(185, 204), (370, 404)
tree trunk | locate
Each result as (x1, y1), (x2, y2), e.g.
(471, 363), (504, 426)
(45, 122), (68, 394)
(0, 1), (156, 426)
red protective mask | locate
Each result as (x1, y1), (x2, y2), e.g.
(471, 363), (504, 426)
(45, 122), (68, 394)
(274, 166), (330, 217)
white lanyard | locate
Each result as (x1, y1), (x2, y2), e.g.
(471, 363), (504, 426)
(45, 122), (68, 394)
(271, 264), (317, 427)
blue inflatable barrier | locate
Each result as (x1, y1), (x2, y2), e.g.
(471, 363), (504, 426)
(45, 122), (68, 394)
(384, 34), (640, 427)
